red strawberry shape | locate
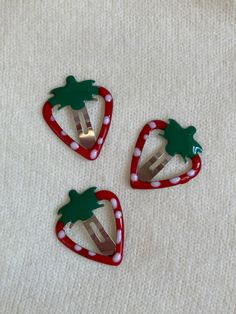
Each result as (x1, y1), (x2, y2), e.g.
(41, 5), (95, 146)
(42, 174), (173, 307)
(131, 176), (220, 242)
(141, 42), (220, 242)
(130, 119), (202, 189)
(55, 187), (124, 266)
(42, 76), (113, 160)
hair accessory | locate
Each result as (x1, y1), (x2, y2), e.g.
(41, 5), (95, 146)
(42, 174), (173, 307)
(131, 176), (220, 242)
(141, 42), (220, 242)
(56, 187), (124, 266)
(43, 75), (113, 160)
(130, 119), (202, 189)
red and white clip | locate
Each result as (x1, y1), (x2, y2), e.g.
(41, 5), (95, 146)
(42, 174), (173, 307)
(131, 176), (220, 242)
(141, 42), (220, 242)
(130, 119), (202, 189)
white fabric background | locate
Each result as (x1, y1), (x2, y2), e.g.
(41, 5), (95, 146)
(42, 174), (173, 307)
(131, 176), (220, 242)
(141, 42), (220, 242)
(0, 1), (235, 313)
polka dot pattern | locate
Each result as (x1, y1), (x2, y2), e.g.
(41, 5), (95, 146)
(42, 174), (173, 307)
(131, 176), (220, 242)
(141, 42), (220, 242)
(116, 230), (122, 244)
(74, 244), (82, 252)
(44, 87), (113, 161)
(58, 230), (66, 239)
(131, 173), (138, 182)
(105, 94), (112, 102)
(97, 137), (103, 145)
(149, 121), (157, 129)
(88, 251), (96, 256)
(112, 253), (121, 263)
(115, 211), (122, 219)
(169, 177), (181, 184)
(151, 181), (161, 188)
(134, 148), (141, 157)
(90, 149), (98, 160)
(103, 116), (110, 125)
(130, 120), (201, 189)
(70, 142), (79, 150)
(111, 198), (118, 209)
(55, 188), (124, 266)
(187, 169), (196, 177)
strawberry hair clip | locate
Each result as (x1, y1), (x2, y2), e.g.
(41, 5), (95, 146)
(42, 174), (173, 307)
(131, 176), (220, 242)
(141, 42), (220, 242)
(56, 187), (124, 266)
(130, 119), (203, 189)
(43, 75), (113, 160)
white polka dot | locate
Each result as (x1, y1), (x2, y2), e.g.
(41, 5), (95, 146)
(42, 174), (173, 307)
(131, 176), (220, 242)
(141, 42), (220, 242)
(61, 130), (67, 136)
(103, 116), (110, 125)
(105, 94), (112, 102)
(113, 252), (121, 263)
(88, 251), (96, 256)
(97, 137), (103, 145)
(58, 230), (65, 239)
(131, 173), (138, 182)
(143, 134), (149, 140)
(134, 148), (141, 157)
(187, 169), (196, 177)
(151, 181), (161, 188)
(115, 211), (122, 219)
(116, 230), (122, 244)
(111, 198), (118, 209)
(50, 116), (55, 121)
(70, 142), (79, 150)
(74, 244), (82, 251)
(90, 149), (98, 159)
(148, 121), (157, 129)
(169, 177), (181, 184)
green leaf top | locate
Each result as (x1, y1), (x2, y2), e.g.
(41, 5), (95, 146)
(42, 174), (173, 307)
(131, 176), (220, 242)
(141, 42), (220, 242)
(48, 76), (99, 110)
(58, 187), (103, 225)
(162, 119), (203, 162)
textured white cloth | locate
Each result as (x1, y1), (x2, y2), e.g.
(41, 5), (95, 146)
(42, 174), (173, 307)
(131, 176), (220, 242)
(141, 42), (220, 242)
(0, 1), (235, 313)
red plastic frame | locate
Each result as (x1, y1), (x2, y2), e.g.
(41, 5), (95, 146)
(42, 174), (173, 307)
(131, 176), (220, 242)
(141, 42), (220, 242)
(130, 120), (202, 189)
(55, 190), (124, 266)
(42, 87), (113, 160)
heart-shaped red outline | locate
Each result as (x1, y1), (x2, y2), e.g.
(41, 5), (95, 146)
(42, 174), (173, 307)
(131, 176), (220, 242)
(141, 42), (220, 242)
(42, 87), (113, 160)
(130, 120), (202, 189)
(55, 190), (124, 266)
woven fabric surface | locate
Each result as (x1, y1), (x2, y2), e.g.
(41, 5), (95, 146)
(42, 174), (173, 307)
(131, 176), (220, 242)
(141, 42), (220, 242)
(0, 1), (235, 313)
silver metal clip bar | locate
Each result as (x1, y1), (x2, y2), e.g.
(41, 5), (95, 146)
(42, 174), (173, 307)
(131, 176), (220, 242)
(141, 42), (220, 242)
(138, 151), (172, 182)
(82, 214), (116, 256)
(73, 106), (96, 149)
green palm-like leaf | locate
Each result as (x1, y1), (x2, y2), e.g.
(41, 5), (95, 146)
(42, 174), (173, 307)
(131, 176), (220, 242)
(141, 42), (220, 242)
(48, 76), (99, 110)
(58, 187), (103, 225)
(162, 119), (203, 162)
